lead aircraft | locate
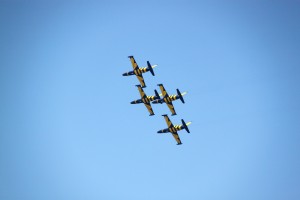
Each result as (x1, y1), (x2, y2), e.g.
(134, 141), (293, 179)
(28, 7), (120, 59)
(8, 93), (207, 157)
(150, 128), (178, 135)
(131, 85), (160, 116)
(122, 56), (157, 88)
(152, 84), (187, 115)
(157, 114), (191, 145)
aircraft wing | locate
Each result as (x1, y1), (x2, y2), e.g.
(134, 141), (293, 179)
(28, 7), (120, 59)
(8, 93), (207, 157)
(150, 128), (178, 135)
(171, 132), (182, 145)
(163, 114), (174, 128)
(166, 101), (176, 115)
(162, 115), (182, 144)
(136, 85), (147, 98)
(158, 84), (169, 97)
(136, 85), (154, 115)
(136, 73), (146, 88)
(128, 56), (139, 70)
(143, 101), (154, 116)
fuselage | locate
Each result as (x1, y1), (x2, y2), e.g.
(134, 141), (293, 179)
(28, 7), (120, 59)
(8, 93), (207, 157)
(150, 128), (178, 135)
(131, 95), (159, 104)
(122, 67), (151, 76)
(157, 125), (184, 133)
(152, 95), (180, 104)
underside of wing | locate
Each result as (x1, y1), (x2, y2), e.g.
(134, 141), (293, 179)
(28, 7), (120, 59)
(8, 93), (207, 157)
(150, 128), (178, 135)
(163, 115), (174, 128)
(128, 56), (139, 70)
(136, 74), (146, 88)
(144, 102), (154, 115)
(166, 101), (176, 115)
(158, 84), (168, 97)
(171, 132), (182, 145)
(136, 85), (146, 98)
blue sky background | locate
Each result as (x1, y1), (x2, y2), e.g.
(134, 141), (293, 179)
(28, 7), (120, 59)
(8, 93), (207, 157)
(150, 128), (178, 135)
(0, 1), (300, 199)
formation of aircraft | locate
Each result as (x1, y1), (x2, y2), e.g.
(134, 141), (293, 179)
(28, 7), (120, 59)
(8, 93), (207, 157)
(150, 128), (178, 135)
(157, 114), (191, 145)
(122, 56), (157, 88)
(123, 55), (192, 145)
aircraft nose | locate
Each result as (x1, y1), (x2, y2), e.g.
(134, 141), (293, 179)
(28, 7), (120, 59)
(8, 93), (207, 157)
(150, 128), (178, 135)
(122, 72), (128, 76)
(157, 130), (163, 133)
(130, 101), (136, 104)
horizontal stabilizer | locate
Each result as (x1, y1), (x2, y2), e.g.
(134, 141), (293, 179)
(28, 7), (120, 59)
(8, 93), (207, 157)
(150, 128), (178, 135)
(177, 89), (185, 104)
(154, 89), (160, 99)
(181, 119), (190, 133)
(147, 61), (155, 76)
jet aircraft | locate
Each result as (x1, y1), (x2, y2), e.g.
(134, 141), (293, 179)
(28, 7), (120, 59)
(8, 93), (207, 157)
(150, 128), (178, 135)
(152, 84), (187, 115)
(131, 85), (160, 116)
(122, 56), (157, 88)
(157, 114), (191, 145)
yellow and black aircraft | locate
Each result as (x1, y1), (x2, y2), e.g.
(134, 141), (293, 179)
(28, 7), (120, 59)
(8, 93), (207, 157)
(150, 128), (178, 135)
(122, 56), (157, 88)
(157, 114), (191, 145)
(152, 84), (187, 115)
(131, 85), (161, 116)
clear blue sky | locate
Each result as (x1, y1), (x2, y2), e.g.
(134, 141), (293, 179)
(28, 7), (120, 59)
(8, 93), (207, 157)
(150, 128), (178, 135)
(1, 1), (300, 199)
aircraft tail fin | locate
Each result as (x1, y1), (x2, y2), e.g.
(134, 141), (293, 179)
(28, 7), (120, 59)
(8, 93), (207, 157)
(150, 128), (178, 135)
(177, 89), (185, 103)
(181, 119), (191, 133)
(147, 61), (155, 76)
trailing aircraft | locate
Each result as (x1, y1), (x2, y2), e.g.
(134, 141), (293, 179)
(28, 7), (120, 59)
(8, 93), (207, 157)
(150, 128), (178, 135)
(152, 84), (187, 115)
(122, 56), (157, 88)
(131, 85), (160, 116)
(157, 114), (191, 145)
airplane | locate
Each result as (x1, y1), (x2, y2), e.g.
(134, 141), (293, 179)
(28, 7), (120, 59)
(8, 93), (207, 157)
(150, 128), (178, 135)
(131, 85), (161, 116)
(152, 83), (187, 115)
(157, 114), (191, 145)
(122, 56), (157, 88)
